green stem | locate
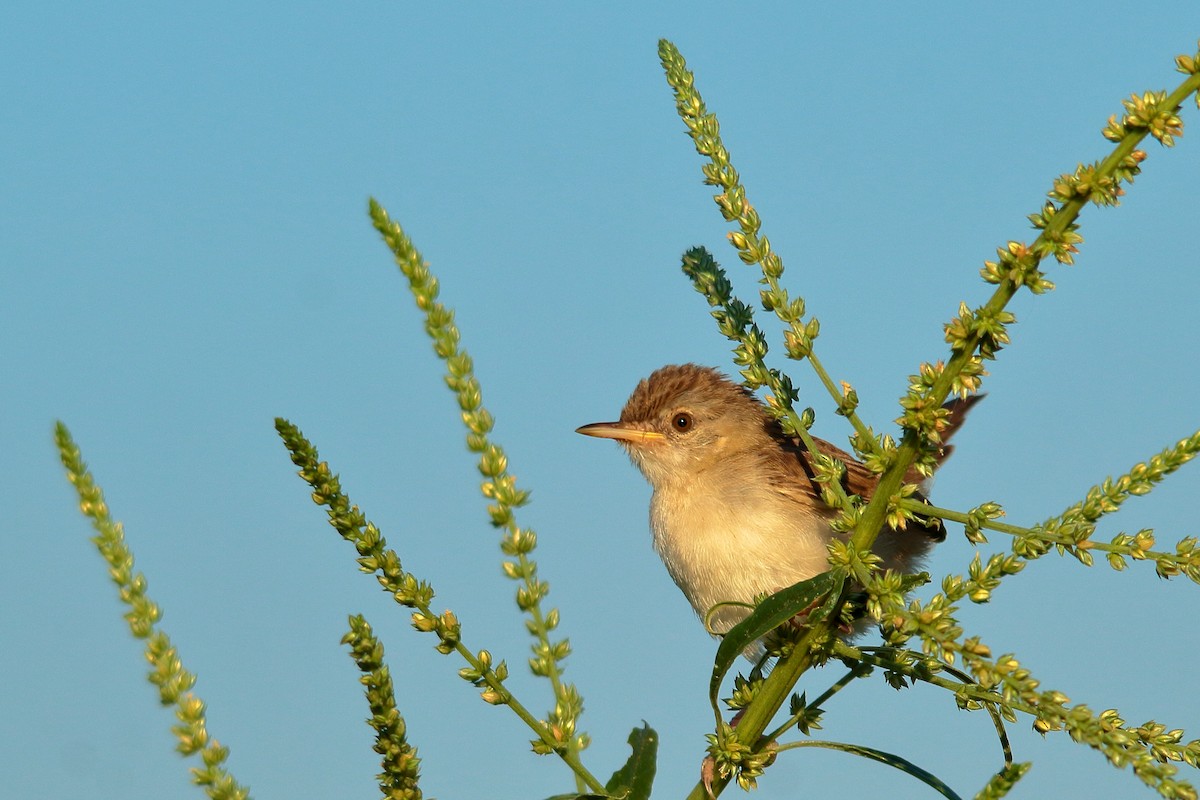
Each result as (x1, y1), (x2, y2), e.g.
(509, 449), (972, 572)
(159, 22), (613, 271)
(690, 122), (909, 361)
(900, 500), (1030, 537)
(667, 40), (1200, 798)
(851, 70), (1200, 566)
(686, 642), (821, 800)
(452, 637), (606, 793)
(902, 498), (1187, 561)
(56, 423), (251, 800)
(761, 666), (864, 744)
(806, 350), (879, 453)
(841, 643), (1036, 717)
(369, 199), (587, 767)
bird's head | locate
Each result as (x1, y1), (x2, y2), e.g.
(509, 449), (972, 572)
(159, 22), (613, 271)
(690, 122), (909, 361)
(576, 364), (772, 488)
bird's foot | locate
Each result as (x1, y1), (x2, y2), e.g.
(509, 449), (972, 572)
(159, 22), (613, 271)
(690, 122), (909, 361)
(701, 755), (717, 799)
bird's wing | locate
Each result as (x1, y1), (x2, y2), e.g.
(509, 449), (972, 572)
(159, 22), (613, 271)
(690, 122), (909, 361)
(771, 394), (984, 541)
(796, 435), (948, 541)
(932, 393), (985, 467)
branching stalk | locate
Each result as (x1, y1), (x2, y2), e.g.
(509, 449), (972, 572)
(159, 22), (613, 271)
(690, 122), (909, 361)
(55, 423), (252, 800)
(659, 40), (882, 460)
(274, 418), (607, 794)
(343, 614), (425, 799)
(661, 35), (1200, 799)
(903, 499), (1200, 582)
(368, 199), (589, 769)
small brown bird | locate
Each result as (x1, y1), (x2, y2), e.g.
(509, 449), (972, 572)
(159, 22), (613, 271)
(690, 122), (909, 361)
(577, 364), (980, 636)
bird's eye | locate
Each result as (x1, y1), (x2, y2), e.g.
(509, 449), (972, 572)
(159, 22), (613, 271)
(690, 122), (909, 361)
(672, 412), (694, 432)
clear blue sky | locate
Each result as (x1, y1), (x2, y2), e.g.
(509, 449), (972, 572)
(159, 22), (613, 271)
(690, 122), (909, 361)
(4, 3), (1199, 799)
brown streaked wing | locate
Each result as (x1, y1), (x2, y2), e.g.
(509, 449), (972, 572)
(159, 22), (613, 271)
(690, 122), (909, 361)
(774, 433), (947, 541)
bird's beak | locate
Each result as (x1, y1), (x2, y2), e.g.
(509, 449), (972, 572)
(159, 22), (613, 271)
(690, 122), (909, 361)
(575, 421), (665, 444)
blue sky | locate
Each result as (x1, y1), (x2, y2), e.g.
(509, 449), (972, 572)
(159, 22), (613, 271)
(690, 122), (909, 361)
(4, 3), (1200, 799)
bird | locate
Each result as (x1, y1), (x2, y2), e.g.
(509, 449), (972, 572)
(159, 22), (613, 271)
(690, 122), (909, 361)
(576, 364), (981, 638)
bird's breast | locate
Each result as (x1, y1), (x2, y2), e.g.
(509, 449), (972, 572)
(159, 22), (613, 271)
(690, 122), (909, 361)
(647, 481), (833, 634)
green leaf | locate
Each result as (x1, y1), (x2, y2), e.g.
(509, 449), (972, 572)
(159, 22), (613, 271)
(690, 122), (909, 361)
(709, 571), (839, 711)
(604, 723), (658, 800)
(781, 740), (964, 800)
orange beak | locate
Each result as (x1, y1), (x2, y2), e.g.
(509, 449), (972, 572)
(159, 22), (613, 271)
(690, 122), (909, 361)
(575, 421), (666, 444)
